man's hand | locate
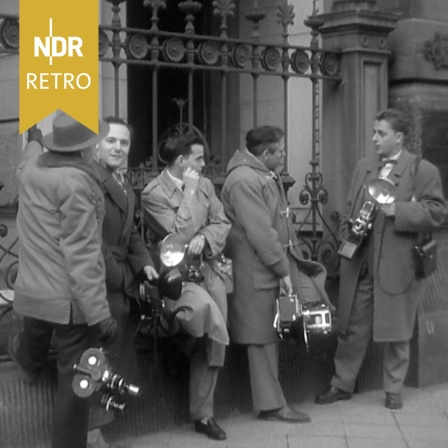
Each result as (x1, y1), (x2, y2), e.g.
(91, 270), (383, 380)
(280, 274), (293, 296)
(27, 125), (43, 145)
(380, 203), (396, 218)
(188, 233), (206, 255)
(96, 316), (118, 349)
(143, 265), (159, 282)
(183, 167), (199, 195)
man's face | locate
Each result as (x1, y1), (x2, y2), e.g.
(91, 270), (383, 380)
(372, 119), (402, 159)
(96, 123), (131, 170)
(182, 143), (205, 174)
(264, 138), (286, 172)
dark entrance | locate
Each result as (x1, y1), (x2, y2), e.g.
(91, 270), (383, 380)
(127, 0), (213, 168)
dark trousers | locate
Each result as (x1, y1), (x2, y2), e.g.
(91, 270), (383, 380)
(17, 316), (95, 448)
(15, 316), (53, 377)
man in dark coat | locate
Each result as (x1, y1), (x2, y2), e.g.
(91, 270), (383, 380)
(221, 126), (333, 423)
(11, 112), (117, 448)
(142, 131), (230, 441)
(87, 116), (158, 448)
(316, 108), (447, 410)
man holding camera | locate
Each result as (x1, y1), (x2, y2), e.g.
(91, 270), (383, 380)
(316, 108), (447, 410)
(142, 131), (230, 441)
(221, 125), (332, 423)
(12, 112), (117, 448)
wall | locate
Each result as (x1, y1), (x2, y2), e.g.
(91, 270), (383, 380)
(0, 0), (20, 208)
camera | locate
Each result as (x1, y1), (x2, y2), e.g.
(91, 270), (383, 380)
(337, 201), (376, 260)
(338, 178), (396, 260)
(72, 348), (140, 413)
(273, 294), (333, 349)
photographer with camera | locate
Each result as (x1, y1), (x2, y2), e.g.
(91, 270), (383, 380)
(316, 108), (447, 410)
(11, 112), (117, 448)
(142, 131), (230, 441)
(221, 126), (333, 424)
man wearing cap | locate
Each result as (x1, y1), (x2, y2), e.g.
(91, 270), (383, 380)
(11, 111), (117, 448)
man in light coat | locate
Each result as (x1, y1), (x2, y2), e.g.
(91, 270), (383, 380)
(221, 125), (333, 423)
(11, 112), (117, 448)
(142, 131), (230, 441)
(316, 108), (447, 409)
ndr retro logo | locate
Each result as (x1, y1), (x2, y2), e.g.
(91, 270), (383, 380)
(27, 18), (91, 90)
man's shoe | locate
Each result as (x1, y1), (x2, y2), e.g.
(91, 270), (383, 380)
(315, 386), (351, 405)
(385, 392), (403, 410)
(258, 406), (311, 423)
(194, 417), (227, 441)
(8, 334), (38, 384)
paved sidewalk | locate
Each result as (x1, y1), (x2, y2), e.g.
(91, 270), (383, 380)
(120, 384), (448, 448)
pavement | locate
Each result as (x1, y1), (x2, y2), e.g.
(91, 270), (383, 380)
(119, 384), (448, 448)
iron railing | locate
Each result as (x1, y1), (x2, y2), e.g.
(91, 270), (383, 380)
(0, 0), (342, 271)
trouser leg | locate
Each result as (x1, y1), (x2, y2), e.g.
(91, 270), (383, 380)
(331, 274), (374, 393)
(52, 323), (94, 448)
(247, 343), (287, 412)
(383, 340), (410, 393)
(189, 338), (219, 421)
(16, 316), (53, 376)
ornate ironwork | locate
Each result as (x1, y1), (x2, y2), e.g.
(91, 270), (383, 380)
(0, 18), (19, 50)
(291, 49), (311, 74)
(0, 2), (342, 270)
(295, 3), (340, 272)
(424, 33), (448, 70)
(161, 37), (185, 63)
(231, 44), (251, 68)
(245, 0), (267, 44)
(197, 41), (220, 66)
(261, 47), (281, 71)
(99, 29), (111, 58)
(277, 0), (295, 31)
(179, 1), (202, 35)
(125, 33), (149, 60)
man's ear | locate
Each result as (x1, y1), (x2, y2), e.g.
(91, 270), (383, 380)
(396, 131), (404, 145)
(176, 154), (184, 167)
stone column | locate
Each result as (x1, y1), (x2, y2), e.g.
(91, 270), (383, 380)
(317, 0), (397, 227)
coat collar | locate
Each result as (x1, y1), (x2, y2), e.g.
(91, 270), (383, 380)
(93, 160), (130, 214)
(367, 149), (414, 179)
(38, 151), (100, 182)
(158, 167), (208, 198)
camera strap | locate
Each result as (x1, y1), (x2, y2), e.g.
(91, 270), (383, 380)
(412, 156), (432, 244)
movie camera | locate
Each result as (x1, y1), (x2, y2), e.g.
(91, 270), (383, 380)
(72, 348), (140, 412)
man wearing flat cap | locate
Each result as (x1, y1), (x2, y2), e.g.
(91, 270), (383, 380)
(11, 111), (117, 448)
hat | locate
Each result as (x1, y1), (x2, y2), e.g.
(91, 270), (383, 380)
(42, 112), (109, 152)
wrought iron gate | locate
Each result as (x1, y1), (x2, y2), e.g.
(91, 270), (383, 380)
(0, 0), (342, 268)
